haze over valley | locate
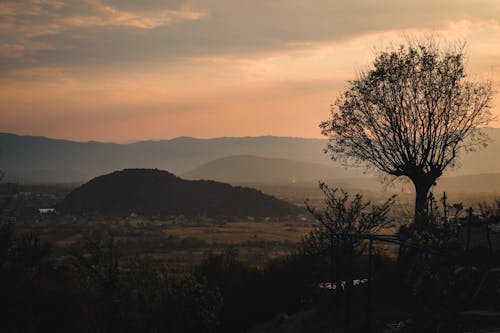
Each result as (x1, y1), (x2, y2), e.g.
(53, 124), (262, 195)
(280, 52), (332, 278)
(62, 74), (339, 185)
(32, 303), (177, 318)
(1, 129), (500, 196)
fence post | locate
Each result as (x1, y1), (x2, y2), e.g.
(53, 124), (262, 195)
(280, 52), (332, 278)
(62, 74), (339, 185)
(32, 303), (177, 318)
(466, 207), (473, 252)
(486, 219), (492, 255)
(335, 234), (340, 301)
(330, 233), (335, 301)
(366, 237), (374, 331)
(345, 235), (353, 326)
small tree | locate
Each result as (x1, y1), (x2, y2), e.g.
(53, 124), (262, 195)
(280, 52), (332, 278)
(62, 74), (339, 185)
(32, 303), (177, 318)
(302, 183), (394, 300)
(320, 39), (495, 224)
(304, 183), (395, 250)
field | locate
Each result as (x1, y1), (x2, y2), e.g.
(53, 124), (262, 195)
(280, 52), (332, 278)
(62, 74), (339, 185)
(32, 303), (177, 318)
(12, 216), (316, 269)
(4, 180), (498, 270)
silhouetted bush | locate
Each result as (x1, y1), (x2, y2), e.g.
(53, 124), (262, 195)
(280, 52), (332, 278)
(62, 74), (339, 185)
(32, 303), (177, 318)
(194, 248), (327, 332)
(0, 226), (223, 332)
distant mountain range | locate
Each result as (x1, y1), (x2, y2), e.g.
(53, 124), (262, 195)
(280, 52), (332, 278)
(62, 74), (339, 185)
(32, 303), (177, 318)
(182, 155), (366, 183)
(59, 169), (302, 217)
(0, 128), (499, 183)
(0, 133), (329, 182)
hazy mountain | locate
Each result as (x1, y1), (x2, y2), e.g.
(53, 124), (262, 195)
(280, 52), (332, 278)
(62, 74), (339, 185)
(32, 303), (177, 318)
(0, 128), (499, 183)
(59, 169), (302, 217)
(182, 155), (366, 183)
(0, 133), (329, 182)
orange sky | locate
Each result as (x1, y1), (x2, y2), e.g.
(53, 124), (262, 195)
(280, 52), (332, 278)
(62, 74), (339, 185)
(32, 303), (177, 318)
(1, 1), (499, 142)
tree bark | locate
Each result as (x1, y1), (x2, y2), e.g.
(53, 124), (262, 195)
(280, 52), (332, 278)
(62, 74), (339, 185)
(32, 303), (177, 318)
(411, 177), (435, 226)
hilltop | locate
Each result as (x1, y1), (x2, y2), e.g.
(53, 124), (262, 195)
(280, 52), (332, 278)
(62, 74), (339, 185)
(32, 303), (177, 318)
(59, 169), (302, 217)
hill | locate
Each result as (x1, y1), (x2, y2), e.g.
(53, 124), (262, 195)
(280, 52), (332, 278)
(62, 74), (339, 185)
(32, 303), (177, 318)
(59, 169), (302, 217)
(0, 128), (499, 183)
(182, 155), (366, 183)
(0, 133), (329, 183)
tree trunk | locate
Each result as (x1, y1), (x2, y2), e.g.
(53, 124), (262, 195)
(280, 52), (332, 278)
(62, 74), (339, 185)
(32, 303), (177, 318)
(412, 177), (435, 226)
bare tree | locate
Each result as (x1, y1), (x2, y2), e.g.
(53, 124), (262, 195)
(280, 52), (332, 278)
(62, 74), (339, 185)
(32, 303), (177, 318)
(301, 183), (394, 312)
(320, 39), (495, 224)
(304, 183), (395, 249)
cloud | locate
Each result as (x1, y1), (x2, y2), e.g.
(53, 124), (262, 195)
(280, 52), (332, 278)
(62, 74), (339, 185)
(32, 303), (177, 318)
(1, 0), (499, 73)
(0, 1), (499, 140)
(1, 0), (204, 33)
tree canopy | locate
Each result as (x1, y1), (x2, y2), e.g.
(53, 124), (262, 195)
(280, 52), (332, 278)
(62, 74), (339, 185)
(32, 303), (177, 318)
(320, 39), (495, 223)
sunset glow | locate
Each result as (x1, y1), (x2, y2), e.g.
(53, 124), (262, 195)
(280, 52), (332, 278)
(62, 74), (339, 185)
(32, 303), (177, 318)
(1, 0), (499, 142)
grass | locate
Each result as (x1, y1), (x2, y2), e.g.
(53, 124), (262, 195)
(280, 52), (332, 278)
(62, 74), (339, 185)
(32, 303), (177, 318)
(10, 216), (317, 268)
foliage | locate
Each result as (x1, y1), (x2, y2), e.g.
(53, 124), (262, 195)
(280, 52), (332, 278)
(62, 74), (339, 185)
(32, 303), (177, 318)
(396, 192), (464, 254)
(195, 248), (326, 332)
(69, 232), (122, 293)
(0, 226), (223, 332)
(0, 224), (327, 332)
(479, 197), (500, 222)
(67, 234), (223, 332)
(403, 225), (461, 252)
(117, 258), (222, 332)
(0, 223), (14, 266)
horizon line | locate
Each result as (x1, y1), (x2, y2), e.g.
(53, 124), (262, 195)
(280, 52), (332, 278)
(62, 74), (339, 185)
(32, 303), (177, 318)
(0, 131), (332, 145)
(1, 126), (499, 145)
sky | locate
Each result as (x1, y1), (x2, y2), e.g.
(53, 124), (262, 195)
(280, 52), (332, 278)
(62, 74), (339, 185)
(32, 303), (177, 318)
(0, 0), (499, 142)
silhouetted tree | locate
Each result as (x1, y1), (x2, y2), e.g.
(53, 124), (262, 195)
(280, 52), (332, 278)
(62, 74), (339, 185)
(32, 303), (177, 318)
(320, 39), (495, 224)
(303, 183), (395, 254)
(302, 183), (394, 314)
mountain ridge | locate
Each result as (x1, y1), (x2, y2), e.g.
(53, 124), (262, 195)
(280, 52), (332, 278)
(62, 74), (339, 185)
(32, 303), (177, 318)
(1, 129), (499, 183)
